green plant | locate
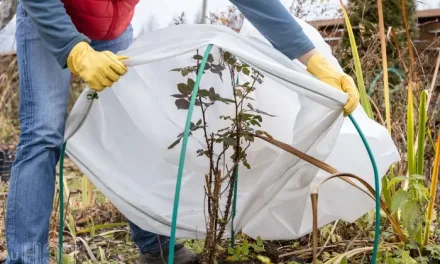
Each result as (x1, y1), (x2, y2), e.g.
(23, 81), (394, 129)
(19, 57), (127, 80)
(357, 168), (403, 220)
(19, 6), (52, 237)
(228, 239), (250, 261)
(168, 48), (273, 263)
(81, 175), (94, 209)
(416, 91), (428, 177)
(251, 236), (265, 253)
(337, 0), (440, 260)
(425, 244), (440, 261)
(341, 0), (417, 86)
(340, 0), (373, 119)
(423, 128), (440, 246)
(181, 240), (205, 255)
(227, 236), (265, 262)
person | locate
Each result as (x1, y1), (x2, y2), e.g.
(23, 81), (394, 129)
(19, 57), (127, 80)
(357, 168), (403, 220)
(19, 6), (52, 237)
(5, 0), (360, 263)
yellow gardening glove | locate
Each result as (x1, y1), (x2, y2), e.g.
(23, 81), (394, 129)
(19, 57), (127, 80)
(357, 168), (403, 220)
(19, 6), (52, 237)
(306, 52), (360, 116)
(67, 42), (129, 92)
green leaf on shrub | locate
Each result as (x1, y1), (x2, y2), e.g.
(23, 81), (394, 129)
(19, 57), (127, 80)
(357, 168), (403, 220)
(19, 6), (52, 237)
(207, 54), (214, 63)
(235, 89), (243, 98)
(413, 183), (429, 201)
(242, 240), (249, 256)
(401, 250), (417, 264)
(187, 78), (195, 90)
(224, 137), (237, 146)
(401, 199), (424, 240)
(182, 69), (190, 76)
(168, 137), (182, 149)
(178, 83), (191, 95)
(387, 176), (407, 189)
(175, 99), (190, 110)
(242, 67), (250, 76)
(216, 96), (235, 104)
(209, 87), (216, 100)
(250, 120), (261, 127)
(243, 159), (251, 169)
(198, 89), (210, 97)
(223, 51), (232, 62)
(257, 236), (263, 246)
(171, 94), (186, 98)
(391, 190), (409, 214)
(193, 55), (203, 60)
(235, 245), (242, 255)
(254, 108), (276, 117)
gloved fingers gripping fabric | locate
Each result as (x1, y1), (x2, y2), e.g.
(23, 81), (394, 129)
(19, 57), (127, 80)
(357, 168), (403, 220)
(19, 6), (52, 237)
(102, 65), (124, 83)
(116, 55), (130, 62)
(306, 52), (360, 116)
(104, 51), (130, 74)
(67, 42), (129, 92)
(341, 76), (360, 115)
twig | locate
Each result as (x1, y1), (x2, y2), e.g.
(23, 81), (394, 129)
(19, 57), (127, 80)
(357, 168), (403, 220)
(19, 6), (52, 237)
(216, 145), (230, 172)
(427, 50), (440, 109)
(279, 244), (342, 258)
(75, 237), (97, 261)
(368, 96), (385, 125)
(97, 229), (128, 237)
(63, 192), (72, 226)
(389, 27), (408, 73)
(317, 220), (339, 257)
(345, 232), (362, 253)
(199, 96), (215, 175)
(195, 50), (216, 219)
(377, 0), (391, 132)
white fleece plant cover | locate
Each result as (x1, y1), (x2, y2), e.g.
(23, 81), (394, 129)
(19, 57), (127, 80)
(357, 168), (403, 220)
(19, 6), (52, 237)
(63, 19), (400, 240)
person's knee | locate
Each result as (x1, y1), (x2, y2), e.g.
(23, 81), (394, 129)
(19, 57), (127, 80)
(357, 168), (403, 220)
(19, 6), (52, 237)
(28, 123), (64, 148)
(16, 120), (65, 160)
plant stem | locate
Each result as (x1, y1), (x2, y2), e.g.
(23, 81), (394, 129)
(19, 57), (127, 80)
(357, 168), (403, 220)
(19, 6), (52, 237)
(216, 65), (240, 243)
(377, 0), (391, 133)
(199, 97), (215, 216)
(416, 91), (427, 177)
(401, 0), (415, 79)
(339, 0), (374, 118)
(423, 129), (440, 246)
(203, 169), (222, 264)
(401, 0), (416, 191)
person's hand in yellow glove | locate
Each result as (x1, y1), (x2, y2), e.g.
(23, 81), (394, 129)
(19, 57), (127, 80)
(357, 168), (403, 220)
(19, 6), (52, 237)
(67, 41), (129, 92)
(302, 51), (360, 116)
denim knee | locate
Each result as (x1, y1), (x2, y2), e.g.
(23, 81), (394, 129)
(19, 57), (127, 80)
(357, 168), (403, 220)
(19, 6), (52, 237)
(14, 122), (65, 165)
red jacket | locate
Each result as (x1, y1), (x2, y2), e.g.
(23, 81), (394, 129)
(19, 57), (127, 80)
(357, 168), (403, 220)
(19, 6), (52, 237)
(62, 0), (140, 40)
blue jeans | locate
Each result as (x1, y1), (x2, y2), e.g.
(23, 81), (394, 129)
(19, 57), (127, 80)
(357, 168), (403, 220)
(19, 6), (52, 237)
(6, 4), (170, 263)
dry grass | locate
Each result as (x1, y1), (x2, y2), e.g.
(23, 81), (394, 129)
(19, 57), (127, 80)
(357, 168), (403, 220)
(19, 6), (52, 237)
(0, 53), (18, 145)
